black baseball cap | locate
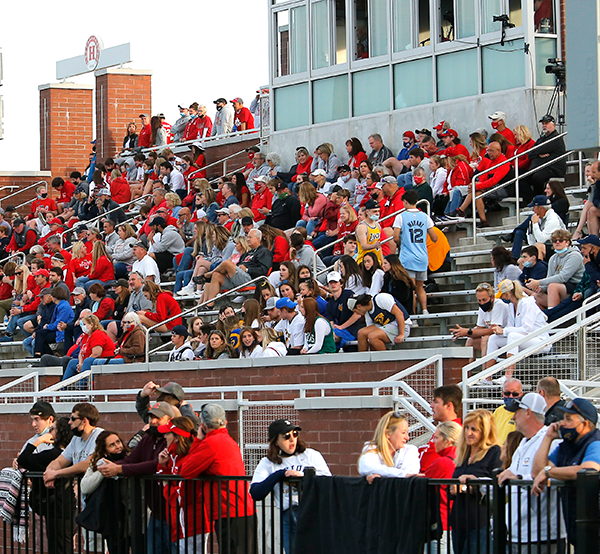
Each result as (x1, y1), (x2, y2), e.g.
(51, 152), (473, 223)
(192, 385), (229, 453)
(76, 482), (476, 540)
(213, 98), (227, 104)
(268, 419), (302, 440)
(539, 114), (555, 123)
(29, 401), (56, 418)
(364, 199), (380, 210)
(171, 324), (190, 338)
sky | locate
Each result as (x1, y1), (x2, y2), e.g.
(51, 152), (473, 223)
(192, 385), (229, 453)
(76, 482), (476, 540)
(0, 0), (269, 172)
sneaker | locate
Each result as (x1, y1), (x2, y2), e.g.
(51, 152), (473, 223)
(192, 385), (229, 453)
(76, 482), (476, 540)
(233, 295), (246, 303)
(492, 375), (507, 385)
(192, 276), (206, 285)
(177, 285), (195, 296)
(473, 378), (494, 386)
(500, 233), (514, 242)
(476, 220), (490, 228)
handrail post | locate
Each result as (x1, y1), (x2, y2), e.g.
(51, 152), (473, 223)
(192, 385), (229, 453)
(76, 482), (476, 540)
(578, 150), (584, 189)
(492, 470), (506, 554)
(515, 160), (520, 225)
(471, 176), (477, 244)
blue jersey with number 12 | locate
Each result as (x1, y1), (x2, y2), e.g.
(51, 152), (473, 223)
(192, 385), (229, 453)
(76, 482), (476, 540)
(398, 210), (430, 272)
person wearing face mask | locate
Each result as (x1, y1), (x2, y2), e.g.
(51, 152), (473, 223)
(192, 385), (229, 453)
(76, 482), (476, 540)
(356, 199), (383, 264)
(383, 131), (417, 177)
(518, 245), (548, 288)
(450, 282), (510, 365)
(28, 185), (58, 227)
(488, 280), (551, 384)
(211, 97), (235, 136)
(488, 110), (516, 145)
(265, 180), (301, 231)
(528, 229), (585, 309)
(532, 397), (600, 550)
(171, 105), (191, 142)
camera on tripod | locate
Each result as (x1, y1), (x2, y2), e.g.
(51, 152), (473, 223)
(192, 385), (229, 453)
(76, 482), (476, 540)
(545, 58), (566, 81)
(493, 14), (512, 24)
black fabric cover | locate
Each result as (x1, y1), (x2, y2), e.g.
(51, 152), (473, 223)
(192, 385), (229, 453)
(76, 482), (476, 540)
(294, 475), (439, 554)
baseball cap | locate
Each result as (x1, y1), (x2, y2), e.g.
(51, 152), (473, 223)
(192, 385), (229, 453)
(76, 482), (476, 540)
(327, 271), (342, 283)
(381, 176), (397, 185)
(311, 169), (327, 177)
(488, 111), (507, 121)
(275, 181), (289, 191)
(215, 208), (230, 215)
(133, 241), (148, 250)
(213, 98), (227, 104)
(254, 175), (269, 184)
(75, 225), (88, 233)
(528, 195), (552, 208)
(577, 235), (600, 247)
(230, 97), (244, 104)
(241, 216), (254, 226)
(268, 419), (301, 440)
(38, 287), (54, 297)
(29, 401), (56, 418)
(195, 208), (207, 219)
(157, 113), (165, 119)
(496, 279), (515, 298)
(156, 382), (185, 402)
(364, 199), (380, 210)
(157, 421), (192, 438)
(263, 297), (278, 312)
(171, 324), (190, 338)
(150, 216), (166, 227)
(329, 185), (343, 195)
(115, 278), (129, 288)
(139, 113), (149, 118)
(74, 185), (85, 194)
(338, 164), (351, 172)
(200, 403), (226, 426)
(98, 188), (111, 196)
(557, 398), (598, 425)
(276, 297), (297, 310)
(369, 182), (384, 190)
(71, 287), (86, 296)
(505, 392), (547, 414)
(540, 114), (555, 123)
(441, 128), (458, 138)
(148, 401), (177, 419)
(433, 121), (446, 131)
(415, 128), (432, 136)
(192, 142), (206, 152)
(34, 269), (50, 278)
(49, 218), (63, 226)
(403, 131), (416, 139)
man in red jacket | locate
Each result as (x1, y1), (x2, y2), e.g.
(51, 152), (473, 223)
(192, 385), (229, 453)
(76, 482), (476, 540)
(177, 404), (255, 554)
(250, 175), (273, 222)
(488, 110), (516, 145)
(52, 177), (75, 213)
(7, 218), (37, 254)
(138, 113), (151, 148)
(455, 141), (511, 227)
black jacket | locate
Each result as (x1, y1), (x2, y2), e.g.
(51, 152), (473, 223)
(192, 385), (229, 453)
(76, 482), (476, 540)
(529, 130), (567, 175)
(267, 194), (301, 231)
(239, 245), (274, 279)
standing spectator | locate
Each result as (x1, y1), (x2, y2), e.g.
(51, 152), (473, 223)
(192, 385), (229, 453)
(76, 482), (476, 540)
(356, 199), (382, 264)
(195, 105), (213, 138)
(172, 105), (190, 142)
(122, 122), (138, 150)
(358, 411), (420, 478)
(150, 116), (167, 147)
(393, 190), (437, 318)
(367, 134), (393, 165)
(498, 393), (567, 552)
(348, 292), (411, 351)
(532, 397), (600, 550)
(211, 98), (235, 136)
(138, 114), (152, 148)
(418, 385), (463, 472)
(521, 115), (567, 202)
(251, 419), (331, 554)
(450, 410), (501, 554)
(231, 97), (255, 131)
(491, 377), (524, 444)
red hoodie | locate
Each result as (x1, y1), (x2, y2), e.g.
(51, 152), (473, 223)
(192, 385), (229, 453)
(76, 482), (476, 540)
(144, 292), (182, 329)
(88, 255), (115, 282)
(110, 176), (132, 204)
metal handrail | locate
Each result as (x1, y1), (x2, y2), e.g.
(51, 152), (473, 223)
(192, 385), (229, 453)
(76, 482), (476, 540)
(0, 180), (47, 205)
(468, 131), (569, 242)
(311, 206), (406, 275)
(187, 145), (261, 180)
(2, 251), (26, 267)
(0, 186), (19, 195)
(143, 274), (267, 360)
(15, 198), (36, 211)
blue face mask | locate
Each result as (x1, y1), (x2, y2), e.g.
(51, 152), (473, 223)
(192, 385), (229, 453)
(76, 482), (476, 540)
(559, 424), (581, 442)
(523, 260), (533, 268)
(502, 298), (511, 304)
(190, 113), (197, 119)
(370, 214), (379, 222)
(503, 397), (519, 409)
(180, 112), (185, 117)
(555, 247), (568, 254)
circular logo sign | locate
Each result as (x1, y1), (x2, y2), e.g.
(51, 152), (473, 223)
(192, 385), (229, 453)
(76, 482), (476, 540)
(84, 36), (102, 70)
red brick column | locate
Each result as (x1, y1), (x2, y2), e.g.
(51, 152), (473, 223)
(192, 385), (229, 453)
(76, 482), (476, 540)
(94, 68), (152, 161)
(38, 83), (94, 178)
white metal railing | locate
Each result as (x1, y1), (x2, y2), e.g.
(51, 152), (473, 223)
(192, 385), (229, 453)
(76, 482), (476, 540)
(2, 251), (26, 267)
(0, 180), (47, 206)
(41, 370), (93, 394)
(0, 372), (39, 403)
(469, 132), (569, 242)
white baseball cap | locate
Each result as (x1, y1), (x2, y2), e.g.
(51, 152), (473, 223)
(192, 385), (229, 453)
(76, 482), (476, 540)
(327, 271), (342, 283)
(506, 392), (547, 415)
(311, 169), (327, 177)
(488, 111), (507, 121)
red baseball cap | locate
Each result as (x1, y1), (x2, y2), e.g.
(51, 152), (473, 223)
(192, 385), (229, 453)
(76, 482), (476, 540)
(34, 269), (50, 278)
(441, 128), (458, 138)
(49, 218), (63, 226)
(230, 97), (243, 104)
(157, 421), (192, 438)
(433, 121), (446, 131)
(403, 131), (416, 139)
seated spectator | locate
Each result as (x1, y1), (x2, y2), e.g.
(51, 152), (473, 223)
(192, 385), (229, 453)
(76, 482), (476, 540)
(200, 229), (273, 305)
(337, 255), (364, 295)
(298, 277), (327, 314)
(507, 194), (566, 260)
(527, 230), (585, 308)
(383, 131), (416, 176)
(167, 324), (195, 362)
(519, 246), (548, 289)
(397, 147), (431, 189)
(349, 292), (411, 351)
(205, 329), (235, 360)
(469, 132), (488, 167)
(429, 155), (449, 216)
(260, 224), (290, 268)
(240, 298), (261, 329)
(27, 185), (58, 231)
(265, 180), (301, 231)
(323, 230), (358, 268)
(354, 160), (374, 207)
(63, 314), (116, 380)
(381, 254), (415, 316)
(76, 242), (114, 291)
(87, 282), (114, 322)
(573, 160), (600, 240)
(345, 137), (368, 170)
(289, 233), (326, 278)
(545, 235), (600, 322)
(356, 199), (382, 264)
(266, 152), (284, 179)
(250, 176), (273, 222)
(260, 328), (287, 356)
(360, 252), (385, 296)
(111, 223), (138, 279)
(358, 411), (419, 478)
(83, 186), (126, 223)
(279, 282), (297, 303)
(439, 129), (470, 159)
(491, 246), (522, 291)
(488, 280), (551, 380)
(137, 281), (182, 332)
(107, 312), (146, 363)
(299, 297), (335, 354)
(8, 218), (37, 255)
(132, 241), (161, 284)
(22, 288), (56, 356)
(335, 164), (358, 204)
(32, 286), (74, 357)
(451, 141), (512, 227)
(439, 155), (474, 221)
(513, 124), (536, 173)
(247, 152), (271, 194)
(240, 327), (263, 358)
(297, 183), (327, 236)
(109, 169), (131, 205)
(147, 216), (185, 274)
(269, 260), (298, 290)
(274, 297), (304, 355)
(367, 134), (393, 166)
(312, 143), (342, 182)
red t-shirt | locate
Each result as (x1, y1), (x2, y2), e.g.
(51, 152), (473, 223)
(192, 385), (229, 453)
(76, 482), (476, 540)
(56, 181), (76, 204)
(498, 126), (516, 146)
(84, 329), (115, 359)
(30, 198), (58, 218)
(349, 151), (368, 169)
(70, 254), (93, 278)
(234, 107), (254, 131)
(138, 125), (151, 148)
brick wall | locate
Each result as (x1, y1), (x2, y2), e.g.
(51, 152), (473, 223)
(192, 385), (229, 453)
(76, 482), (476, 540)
(0, 173), (52, 214)
(38, 84), (94, 179)
(95, 69), (152, 162)
(0, 355), (464, 474)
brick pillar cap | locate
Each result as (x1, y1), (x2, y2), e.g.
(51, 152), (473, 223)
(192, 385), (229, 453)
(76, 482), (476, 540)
(38, 83), (94, 91)
(94, 68), (153, 77)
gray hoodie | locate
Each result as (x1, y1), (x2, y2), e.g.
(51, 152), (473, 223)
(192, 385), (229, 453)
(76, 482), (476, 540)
(294, 245), (327, 283)
(540, 246), (585, 290)
(152, 225), (185, 254)
(172, 114), (191, 142)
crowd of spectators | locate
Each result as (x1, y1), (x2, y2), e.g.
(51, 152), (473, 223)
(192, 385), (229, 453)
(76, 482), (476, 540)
(8, 374), (599, 553)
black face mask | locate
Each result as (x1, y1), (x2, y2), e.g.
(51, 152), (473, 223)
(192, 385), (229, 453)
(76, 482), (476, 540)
(479, 299), (493, 312)
(590, 252), (596, 263)
(216, 105), (223, 111)
(72, 426), (84, 437)
(146, 426), (163, 439)
(370, 192), (379, 200)
(41, 193), (48, 199)
(107, 451), (127, 462)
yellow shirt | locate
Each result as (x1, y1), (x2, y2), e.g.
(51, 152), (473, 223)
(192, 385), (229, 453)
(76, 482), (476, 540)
(356, 221), (382, 264)
(493, 405), (516, 445)
(427, 227), (451, 272)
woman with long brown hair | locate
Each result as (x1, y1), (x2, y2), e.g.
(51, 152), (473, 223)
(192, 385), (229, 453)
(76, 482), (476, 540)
(297, 182), (327, 236)
(76, 241), (114, 291)
(299, 297), (335, 354)
(137, 281), (182, 332)
(381, 254), (415, 316)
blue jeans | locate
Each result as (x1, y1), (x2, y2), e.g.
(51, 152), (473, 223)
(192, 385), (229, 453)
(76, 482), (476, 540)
(174, 269), (193, 293)
(174, 247), (194, 273)
(445, 189), (464, 214)
(397, 171), (413, 188)
(282, 506), (299, 554)
(63, 357), (106, 380)
(510, 216), (532, 259)
(147, 515), (177, 554)
(76, 277), (106, 291)
(113, 262), (130, 279)
(23, 335), (34, 356)
(312, 233), (337, 252)
(6, 314), (36, 337)
(296, 219), (320, 236)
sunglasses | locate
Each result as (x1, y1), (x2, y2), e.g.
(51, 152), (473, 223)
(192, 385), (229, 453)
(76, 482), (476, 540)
(15, 272), (23, 276)
(563, 400), (584, 418)
(503, 391), (522, 397)
(552, 239), (567, 244)
(282, 430), (299, 440)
